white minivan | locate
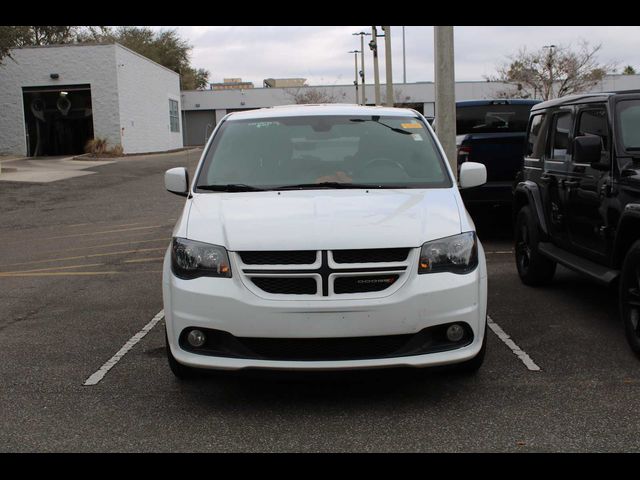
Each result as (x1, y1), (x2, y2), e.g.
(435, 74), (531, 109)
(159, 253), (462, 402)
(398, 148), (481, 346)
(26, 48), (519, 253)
(163, 104), (488, 378)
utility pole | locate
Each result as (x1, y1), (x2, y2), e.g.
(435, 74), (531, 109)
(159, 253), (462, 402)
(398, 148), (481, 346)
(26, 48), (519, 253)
(543, 44), (556, 100)
(434, 26), (457, 178)
(382, 26), (393, 107)
(402, 26), (407, 84)
(353, 31), (370, 105)
(348, 50), (360, 105)
(369, 26), (381, 106)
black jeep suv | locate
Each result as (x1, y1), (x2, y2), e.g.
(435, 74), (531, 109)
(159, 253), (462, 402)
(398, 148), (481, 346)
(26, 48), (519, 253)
(513, 91), (640, 357)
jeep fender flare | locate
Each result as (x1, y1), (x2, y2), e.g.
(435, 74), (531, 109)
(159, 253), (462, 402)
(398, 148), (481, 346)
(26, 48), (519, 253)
(614, 204), (640, 268)
(513, 181), (549, 237)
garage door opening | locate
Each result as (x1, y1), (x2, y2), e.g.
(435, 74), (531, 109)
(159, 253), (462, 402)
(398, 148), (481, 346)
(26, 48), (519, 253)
(22, 84), (94, 157)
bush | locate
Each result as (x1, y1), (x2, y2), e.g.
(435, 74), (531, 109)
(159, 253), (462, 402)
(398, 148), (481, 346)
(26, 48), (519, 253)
(108, 144), (124, 156)
(85, 137), (108, 155)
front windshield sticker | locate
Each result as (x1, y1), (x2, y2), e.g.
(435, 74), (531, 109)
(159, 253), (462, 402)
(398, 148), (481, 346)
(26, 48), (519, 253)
(401, 122), (422, 129)
(412, 133), (424, 141)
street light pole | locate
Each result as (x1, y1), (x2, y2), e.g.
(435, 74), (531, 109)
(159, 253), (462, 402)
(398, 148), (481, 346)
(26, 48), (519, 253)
(353, 31), (370, 105)
(348, 50), (360, 105)
(382, 26), (393, 107)
(370, 26), (381, 106)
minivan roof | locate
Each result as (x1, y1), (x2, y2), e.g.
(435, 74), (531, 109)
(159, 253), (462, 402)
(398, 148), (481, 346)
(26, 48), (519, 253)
(225, 104), (421, 121)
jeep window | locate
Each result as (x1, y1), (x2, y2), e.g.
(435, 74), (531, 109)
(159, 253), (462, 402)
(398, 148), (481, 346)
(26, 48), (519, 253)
(548, 111), (572, 161)
(456, 104), (532, 134)
(525, 113), (547, 159)
(195, 115), (452, 190)
(616, 99), (640, 151)
(575, 107), (609, 161)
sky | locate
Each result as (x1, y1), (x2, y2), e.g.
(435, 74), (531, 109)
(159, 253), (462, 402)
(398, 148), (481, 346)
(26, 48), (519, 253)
(149, 26), (640, 87)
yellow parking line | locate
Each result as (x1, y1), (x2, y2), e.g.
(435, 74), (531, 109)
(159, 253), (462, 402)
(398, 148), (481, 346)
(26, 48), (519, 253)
(0, 263), (105, 274)
(0, 271), (120, 277)
(123, 257), (165, 264)
(46, 225), (166, 240)
(35, 238), (169, 256)
(0, 247), (166, 269)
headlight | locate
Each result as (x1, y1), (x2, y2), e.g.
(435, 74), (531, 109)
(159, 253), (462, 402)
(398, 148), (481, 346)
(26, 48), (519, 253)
(171, 237), (232, 279)
(418, 232), (478, 274)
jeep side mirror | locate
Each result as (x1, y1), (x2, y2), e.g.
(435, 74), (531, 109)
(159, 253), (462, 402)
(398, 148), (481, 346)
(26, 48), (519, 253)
(165, 167), (189, 197)
(573, 135), (605, 168)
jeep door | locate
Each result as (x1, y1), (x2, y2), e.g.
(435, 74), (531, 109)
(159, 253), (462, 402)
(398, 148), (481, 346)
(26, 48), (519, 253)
(541, 108), (574, 248)
(565, 103), (613, 261)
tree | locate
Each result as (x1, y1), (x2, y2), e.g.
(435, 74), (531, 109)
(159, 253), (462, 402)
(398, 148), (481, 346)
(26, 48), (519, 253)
(0, 26), (111, 63)
(284, 86), (346, 104)
(0, 25), (210, 90)
(180, 67), (210, 90)
(623, 65), (637, 75)
(487, 41), (616, 100)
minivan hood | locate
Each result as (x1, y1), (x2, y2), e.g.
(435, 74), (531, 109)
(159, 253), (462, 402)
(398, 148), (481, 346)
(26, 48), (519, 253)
(186, 189), (462, 251)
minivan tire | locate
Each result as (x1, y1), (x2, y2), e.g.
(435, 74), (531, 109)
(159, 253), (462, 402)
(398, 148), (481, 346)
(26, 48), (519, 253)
(166, 330), (204, 379)
(452, 322), (487, 374)
(515, 206), (556, 286)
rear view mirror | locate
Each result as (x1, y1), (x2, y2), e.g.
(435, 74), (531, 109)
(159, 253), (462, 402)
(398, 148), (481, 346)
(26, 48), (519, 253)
(573, 135), (602, 166)
(165, 167), (189, 197)
(459, 162), (487, 189)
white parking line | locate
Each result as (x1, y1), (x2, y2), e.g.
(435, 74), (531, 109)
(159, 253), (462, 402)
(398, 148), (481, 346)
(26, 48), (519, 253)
(83, 309), (164, 386)
(487, 315), (541, 371)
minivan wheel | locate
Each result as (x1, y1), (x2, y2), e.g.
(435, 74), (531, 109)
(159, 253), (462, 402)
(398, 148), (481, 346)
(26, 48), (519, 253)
(165, 330), (204, 379)
(515, 206), (556, 286)
(619, 240), (640, 358)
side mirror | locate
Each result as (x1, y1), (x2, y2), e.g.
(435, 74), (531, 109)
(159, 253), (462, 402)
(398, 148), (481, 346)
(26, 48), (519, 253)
(165, 167), (189, 197)
(573, 135), (604, 167)
(458, 162), (487, 189)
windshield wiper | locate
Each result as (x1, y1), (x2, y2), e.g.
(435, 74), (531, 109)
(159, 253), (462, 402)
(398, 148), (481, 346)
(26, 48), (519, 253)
(197, 184), (266, 192)
(350, 117), (414, 135)
(274, 182), (397, 190)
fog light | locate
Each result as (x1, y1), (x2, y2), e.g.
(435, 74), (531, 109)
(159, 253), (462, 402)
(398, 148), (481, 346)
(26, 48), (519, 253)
(446, 324), (465, 342)
(187, 329), (206, 348)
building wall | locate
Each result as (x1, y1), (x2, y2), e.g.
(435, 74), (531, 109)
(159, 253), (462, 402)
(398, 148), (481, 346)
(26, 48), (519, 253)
(0, 44), (120, 156)
(115, 44), (183, 154)
(182, 75), (640, 126)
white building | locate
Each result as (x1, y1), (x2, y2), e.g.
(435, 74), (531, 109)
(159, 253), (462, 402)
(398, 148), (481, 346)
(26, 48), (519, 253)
(0, 43), (183, 157)
(180, 74), (640, 146)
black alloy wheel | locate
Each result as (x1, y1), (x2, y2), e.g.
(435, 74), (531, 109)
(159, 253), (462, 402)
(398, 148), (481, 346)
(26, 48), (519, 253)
(620, 240), (640, 358)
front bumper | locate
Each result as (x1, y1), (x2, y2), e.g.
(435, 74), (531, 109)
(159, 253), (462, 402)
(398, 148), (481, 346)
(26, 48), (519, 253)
(162, 244), (488, 371)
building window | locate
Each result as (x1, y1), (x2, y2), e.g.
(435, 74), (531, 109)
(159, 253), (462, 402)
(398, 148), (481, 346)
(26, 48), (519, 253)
(169, 99), (180, 133)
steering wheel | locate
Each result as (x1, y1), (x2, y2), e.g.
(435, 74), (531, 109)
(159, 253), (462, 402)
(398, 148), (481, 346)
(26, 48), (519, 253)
(357, 158), (409, 178)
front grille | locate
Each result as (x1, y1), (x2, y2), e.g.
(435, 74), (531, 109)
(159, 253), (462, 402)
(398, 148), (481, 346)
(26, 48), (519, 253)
(239, 251), (316, 265)
(332, 248), (410, 263)
(179, 324), (474, 361)
(251, 277), (317, 295)
(334, 275), (399, 294)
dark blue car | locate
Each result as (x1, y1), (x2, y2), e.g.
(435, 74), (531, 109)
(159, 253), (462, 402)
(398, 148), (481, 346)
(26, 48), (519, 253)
(456, 99), (540, 206)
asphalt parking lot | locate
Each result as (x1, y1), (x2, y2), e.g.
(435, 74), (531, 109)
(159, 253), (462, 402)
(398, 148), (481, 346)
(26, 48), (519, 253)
(1, 149), (639, 452)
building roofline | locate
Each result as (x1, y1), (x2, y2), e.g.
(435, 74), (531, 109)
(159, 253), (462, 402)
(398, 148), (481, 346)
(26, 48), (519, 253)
(10, 42), (179, 78)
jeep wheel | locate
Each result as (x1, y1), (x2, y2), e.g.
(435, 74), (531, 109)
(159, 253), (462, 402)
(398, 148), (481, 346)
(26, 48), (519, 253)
(515, 206), (556, 286)
(619, 240), (640, 358)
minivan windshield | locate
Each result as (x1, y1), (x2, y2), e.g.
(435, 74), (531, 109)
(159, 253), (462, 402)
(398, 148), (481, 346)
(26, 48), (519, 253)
(616, 99), (640, 151)
(456, 104), (532, 134)
(195, 115), (452, 191)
